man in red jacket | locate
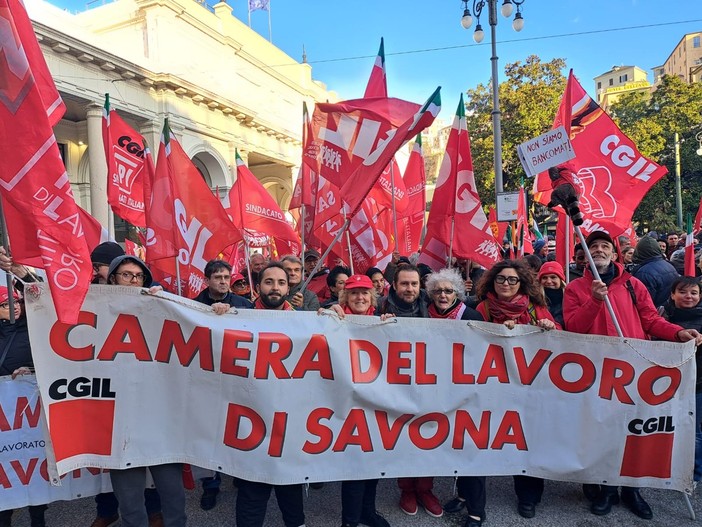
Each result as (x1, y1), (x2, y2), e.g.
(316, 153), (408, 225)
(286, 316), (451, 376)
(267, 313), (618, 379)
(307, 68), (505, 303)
(564, 230), (702, 520)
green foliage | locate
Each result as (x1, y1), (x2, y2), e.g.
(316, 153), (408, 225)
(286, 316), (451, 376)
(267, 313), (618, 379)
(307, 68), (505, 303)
(464, 56), (567, 203)
(609, 75), (702, 232)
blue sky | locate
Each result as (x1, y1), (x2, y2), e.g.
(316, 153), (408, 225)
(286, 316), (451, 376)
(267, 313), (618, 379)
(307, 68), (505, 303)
(55, 0), (700, 120)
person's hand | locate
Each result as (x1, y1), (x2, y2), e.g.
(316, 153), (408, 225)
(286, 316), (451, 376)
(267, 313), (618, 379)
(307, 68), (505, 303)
(11, 367), (32, 379)
(503, 320), (516, 330)
(379, 313), (395, 322)
(464, 278), (473, 293)
(677, 328), (702, 346)
(290, 291), (304, 308)
(145, 285), (163, 295)
(537, 319), (556, 330)
(391, 251), (401, 264)
(318, 304), (345, 318)
(0, 246), (29, 278)
(591, 280), (608, 301)
(211, 302), (230, 315)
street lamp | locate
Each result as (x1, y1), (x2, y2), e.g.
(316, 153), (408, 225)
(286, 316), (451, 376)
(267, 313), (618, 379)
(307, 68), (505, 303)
(461, 0), (526, 197)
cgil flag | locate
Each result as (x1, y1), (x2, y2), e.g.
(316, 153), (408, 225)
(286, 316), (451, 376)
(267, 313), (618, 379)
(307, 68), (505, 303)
(102, 94), (147, 227)
(226, 150), (300, 257)
(532, 70), (668, 239)
(396, 135), (426, 255)
(0, 0), (91, 323)
(304, 87), (440, 216)
(147, 121), (242, 297)
(419, 94), (501, 270)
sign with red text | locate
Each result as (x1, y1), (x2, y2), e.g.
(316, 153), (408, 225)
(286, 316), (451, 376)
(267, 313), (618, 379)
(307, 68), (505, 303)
(0, 376), (112, 509)
(24, 283), (696, 491)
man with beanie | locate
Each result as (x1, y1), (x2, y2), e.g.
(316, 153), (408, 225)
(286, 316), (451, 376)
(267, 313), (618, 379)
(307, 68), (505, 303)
(532, 239), (548, 262)
(564, 230), (702, 520)
(90, 242), (125, 284)
(629, 236), (679, 308)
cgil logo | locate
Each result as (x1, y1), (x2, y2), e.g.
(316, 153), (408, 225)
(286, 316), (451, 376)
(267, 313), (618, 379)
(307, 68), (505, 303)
(627, 416), (674, 435)
(48, 377), (116, 401)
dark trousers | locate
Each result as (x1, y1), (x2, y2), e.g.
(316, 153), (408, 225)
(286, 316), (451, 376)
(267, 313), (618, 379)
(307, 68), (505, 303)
(201, 472), (221, 491)
(235, 479), (304, 527)
(341, 479), (379, 524)
(0, 505), (47, 525)
(514, 475), (544, 504)
(601, 484), (640, 496)
(457, 476), (487, 519)
(95, 488), (161, 518)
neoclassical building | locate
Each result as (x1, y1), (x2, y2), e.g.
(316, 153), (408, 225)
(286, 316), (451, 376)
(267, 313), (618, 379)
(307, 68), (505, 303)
(27, 0), (336, 238)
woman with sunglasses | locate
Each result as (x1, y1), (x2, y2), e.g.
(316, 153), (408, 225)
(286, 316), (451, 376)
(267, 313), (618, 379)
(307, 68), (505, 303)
(474, 259), (560, 519)
(424, 269), (485, 527)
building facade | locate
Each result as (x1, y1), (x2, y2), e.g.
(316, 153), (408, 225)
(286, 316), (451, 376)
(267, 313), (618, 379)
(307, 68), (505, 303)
(652, 32), (702, 85)
(593, 65), (650, 109)
(28, 0), (336, 238)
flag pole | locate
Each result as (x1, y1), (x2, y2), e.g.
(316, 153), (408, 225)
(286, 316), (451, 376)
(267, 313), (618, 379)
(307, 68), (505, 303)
(0, 195), (16, 324)
(564, 215), (571, 282)
(175, 256), (182, 296)
(301, 218), (351, 292)
(574, 225), (623, 337)
(267, 0), (272, 42)
(447, 216), (455, 269)
(247, 2), (251, 26)
(300, 204), (306, 281)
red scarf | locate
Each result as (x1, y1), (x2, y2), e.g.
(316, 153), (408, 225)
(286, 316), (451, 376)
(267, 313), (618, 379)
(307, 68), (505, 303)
(254, 297), (294, 311)
(482, 292), (534, 324)
(343, 304), (375, 316)
(428, 299), (466, 319)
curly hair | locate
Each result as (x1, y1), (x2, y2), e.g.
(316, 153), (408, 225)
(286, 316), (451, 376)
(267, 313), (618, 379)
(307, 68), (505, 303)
(425, 268), (466, 302)
(475, 259), (546, 306)
(338, 287), (378, 308)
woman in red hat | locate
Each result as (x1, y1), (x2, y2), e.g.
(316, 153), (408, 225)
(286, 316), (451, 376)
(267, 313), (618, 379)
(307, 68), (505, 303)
(537, 261), (566, 328)
(319, 274), (393, 527)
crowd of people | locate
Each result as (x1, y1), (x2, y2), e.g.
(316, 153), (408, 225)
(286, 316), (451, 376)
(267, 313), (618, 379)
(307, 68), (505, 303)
(2, 228), (702, 527)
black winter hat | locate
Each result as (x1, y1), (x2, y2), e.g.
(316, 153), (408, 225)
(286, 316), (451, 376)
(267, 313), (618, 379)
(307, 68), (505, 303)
(90, 241), (125, 265)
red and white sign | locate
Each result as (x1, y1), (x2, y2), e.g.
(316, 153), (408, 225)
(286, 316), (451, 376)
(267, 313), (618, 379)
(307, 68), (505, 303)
(0, 376), (112, 509)
(25, 283), (695, 491)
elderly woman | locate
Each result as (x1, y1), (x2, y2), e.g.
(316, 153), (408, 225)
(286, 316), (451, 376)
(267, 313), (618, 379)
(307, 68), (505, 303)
(319, 274), (392, 527)
(474, 260), (559, 519)
(422, 270), (484, 527)
(537, 261), (566, 329)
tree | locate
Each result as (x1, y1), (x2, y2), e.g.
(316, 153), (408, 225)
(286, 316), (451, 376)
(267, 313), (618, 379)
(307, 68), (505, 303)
(464, 56), (567, 202)
(609, 75), (702, 232)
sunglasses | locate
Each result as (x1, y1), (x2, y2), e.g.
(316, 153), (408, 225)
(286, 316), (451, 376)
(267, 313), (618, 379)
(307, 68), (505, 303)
(431, 288), (456, 296)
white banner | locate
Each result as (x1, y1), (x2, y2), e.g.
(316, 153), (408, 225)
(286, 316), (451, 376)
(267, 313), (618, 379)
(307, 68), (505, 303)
(0, 375), (112, 510)
(23, 284), (696, 491)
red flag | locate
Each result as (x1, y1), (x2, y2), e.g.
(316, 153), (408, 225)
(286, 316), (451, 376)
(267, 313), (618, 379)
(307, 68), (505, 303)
(533, 71), (668, 238)
(0, 0), (91, 323)
(554, 212), (573, 271)
(396, 136), (426, 254)
(304, 88), (440, 215)
(77, 206), (109, 252)
(289, 102), (316, 211)
(364, 37), (387, 98)
(516, 186), (533, 256)
(102, 95), (146, 227)
(694, 196), (702, 233)
(226, 151), (301, 256)
(147, 122), (242, 297)
(419, 95), (501, 270)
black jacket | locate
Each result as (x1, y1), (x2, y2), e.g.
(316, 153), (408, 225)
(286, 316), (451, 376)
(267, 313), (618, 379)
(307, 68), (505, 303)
(193, 289), (253, 309)
(0, 315), (33, 376)
(630, 256), (679, 308)
(378, 287), (429, 318)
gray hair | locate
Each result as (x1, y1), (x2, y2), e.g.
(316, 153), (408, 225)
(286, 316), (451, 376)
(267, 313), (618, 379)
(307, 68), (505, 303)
(425, 268), (466, 301)
(281, 255), (302, 266)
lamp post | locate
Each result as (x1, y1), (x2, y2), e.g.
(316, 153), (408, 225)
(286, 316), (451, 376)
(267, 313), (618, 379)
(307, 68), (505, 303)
(461, 0), (525, 197)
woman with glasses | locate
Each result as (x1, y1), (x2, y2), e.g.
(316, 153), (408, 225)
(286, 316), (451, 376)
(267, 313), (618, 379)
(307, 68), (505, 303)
(105, 255), (187, 527)
(474, 260), (559, 520)
(424, 269), (485, 527)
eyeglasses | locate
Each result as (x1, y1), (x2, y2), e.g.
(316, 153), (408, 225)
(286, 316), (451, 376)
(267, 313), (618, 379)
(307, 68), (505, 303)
(232, 281), (247, 288)
(0, 303), (9, 309)
(431, 288), (456, 296)
(495, 275), (520, 285)
(117, 271), (146, 283)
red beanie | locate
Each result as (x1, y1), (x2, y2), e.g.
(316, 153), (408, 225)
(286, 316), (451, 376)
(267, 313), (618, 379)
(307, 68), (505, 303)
(537, 261), (566, 283)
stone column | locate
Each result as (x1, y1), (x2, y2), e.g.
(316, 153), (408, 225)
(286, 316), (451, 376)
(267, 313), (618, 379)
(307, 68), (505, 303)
(86, 103), (109, 228)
